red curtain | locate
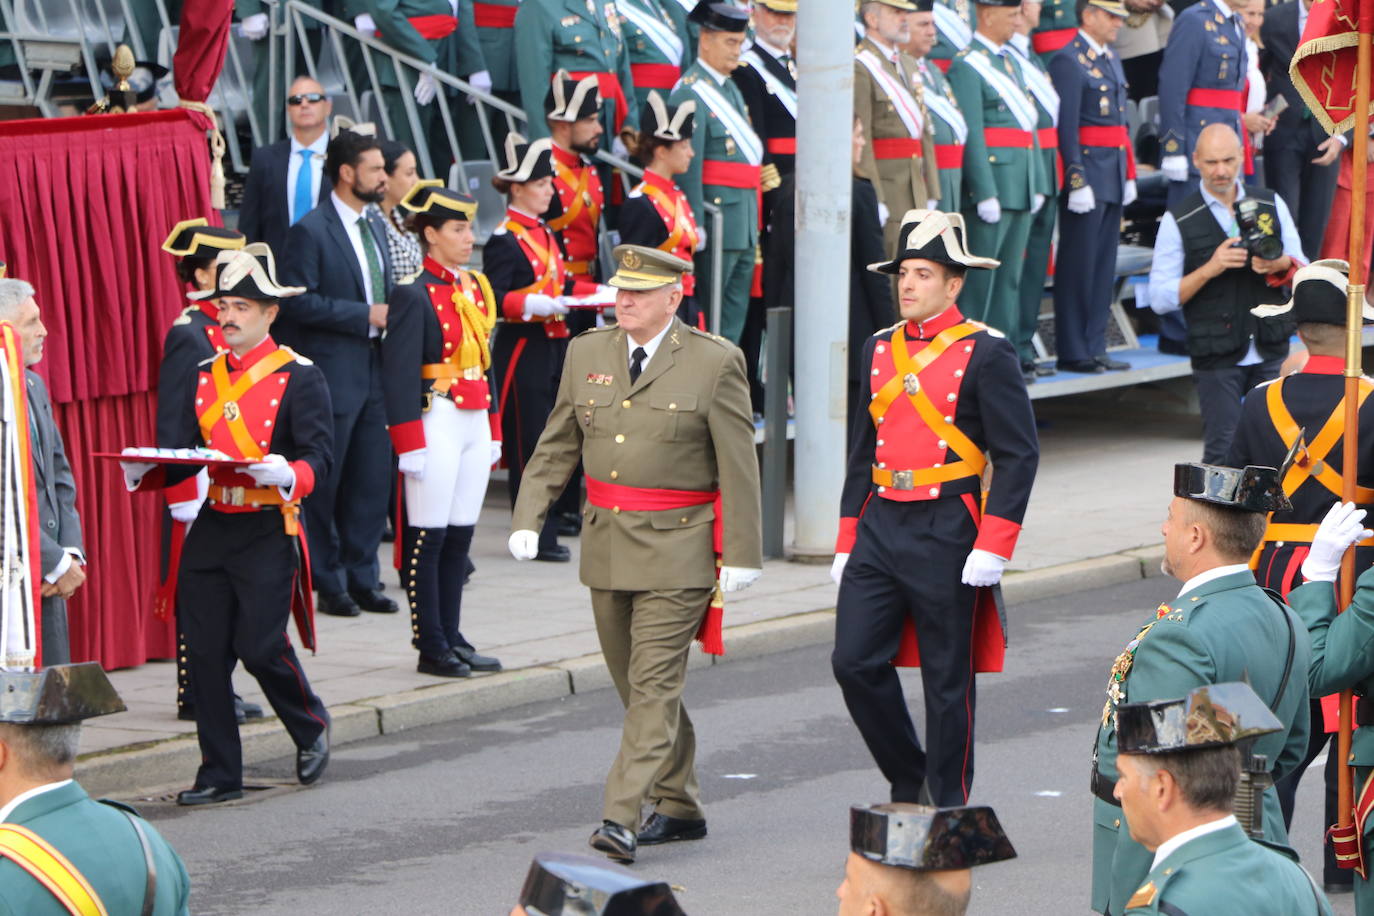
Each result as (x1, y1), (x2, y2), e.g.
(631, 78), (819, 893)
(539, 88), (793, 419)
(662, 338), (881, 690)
(174, 0), (235, 129)
(0, 110), (215, 668)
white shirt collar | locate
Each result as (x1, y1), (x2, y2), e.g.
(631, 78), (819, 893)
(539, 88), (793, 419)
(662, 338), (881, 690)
(973, 31), (1007, 54)
(1150, 815), (1238, 870)
(698, 58), (730, 85)
(1198, 178), (1247, 211)
(1211, 0), (1238, 23)
(332, 190), (365, 224)
(1079, 29), (1109, 56)
(865, 34), (899, 60)
(754, 36), (789, 60)
(1010, 32), (1031, 55)
(627, 319), (675, 366)
(289, 131), (328, 157)
(1176, 563), (1250, 598)
(0, 780), (72, 823)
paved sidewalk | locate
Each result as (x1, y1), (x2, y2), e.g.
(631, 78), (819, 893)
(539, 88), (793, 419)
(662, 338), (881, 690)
(81, 395), (1203, 768)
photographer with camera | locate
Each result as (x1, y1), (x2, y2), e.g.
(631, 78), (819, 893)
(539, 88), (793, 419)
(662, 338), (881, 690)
(1147, 122), (1306, 463)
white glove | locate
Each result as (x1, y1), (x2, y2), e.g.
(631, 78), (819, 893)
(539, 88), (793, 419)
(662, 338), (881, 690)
(719, 566), (762, 593)
(353, 12), (377, 34)
(468, 69), (493, 95)
(1161, 155), (1189, 183)
(119, 448), (155, 491)
(1031, 193), (1046, 214)
(414, 72), (439, 106)
(695, 225), (708, 252)
(509, 529), (539, 560)
(168, 499), (201, 524)
(611, 136), (630, 160)
(1067, 186), (1096, 214)
(398, 449), (426, 480)
(523, 294), (568, 319)
(926, 199), (940, 211)
(246, 453), (296, 490)
(961, 548), (1007, 587)
(1123, 179), (1138, 207)
(976, 197), (1001, 224)
(877, 201), (890, 225)
(1301, 502), (1372, 583)
(489, 440), (503, 466)
(241, 12), (269, 40)
(830, 553), (849, 586)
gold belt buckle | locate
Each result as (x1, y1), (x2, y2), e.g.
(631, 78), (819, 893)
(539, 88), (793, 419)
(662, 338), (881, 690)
(422, 390), (434, 413)
(891, 470), (914, 490)
(223, 486), (246, 507)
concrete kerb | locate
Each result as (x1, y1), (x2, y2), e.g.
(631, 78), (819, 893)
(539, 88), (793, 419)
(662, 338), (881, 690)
(73, 542), (1166, 796)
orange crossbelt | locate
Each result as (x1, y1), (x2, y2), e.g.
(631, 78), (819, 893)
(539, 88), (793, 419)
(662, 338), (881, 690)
(199, 349), (295, 459)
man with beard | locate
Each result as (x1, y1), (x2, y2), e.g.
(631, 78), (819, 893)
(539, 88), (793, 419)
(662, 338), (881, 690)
(280, 128), (399, 620)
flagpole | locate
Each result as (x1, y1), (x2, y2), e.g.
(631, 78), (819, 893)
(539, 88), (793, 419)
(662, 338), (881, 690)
(1337, 0), (1373, 830)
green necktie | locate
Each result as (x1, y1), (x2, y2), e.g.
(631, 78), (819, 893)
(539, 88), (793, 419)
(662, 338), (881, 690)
(357, 215), (385, 303)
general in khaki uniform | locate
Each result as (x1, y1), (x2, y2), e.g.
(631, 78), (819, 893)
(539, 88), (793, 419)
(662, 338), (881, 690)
(509, 245), (762, 865)
(1090, 462), (1311, 915)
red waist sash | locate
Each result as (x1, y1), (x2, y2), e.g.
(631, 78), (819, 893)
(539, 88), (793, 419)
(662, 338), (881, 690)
(408, 14), (458, 39)
(984, 127), (1034, 148)
(935, 143), (964, 169)
(1186, 88), (1243, 109)
(766, 137), (797, 154)
(871, 137), (924, 159)
(569, 70), (628, 133)
(1031, 27), (1076, 54)
(1079, 124), (1137, 179)
(631, 62), (681, 89)
(473, 3), (517, 27)
(1036, 127), (1057, 149)
(702, 160), (761, 188)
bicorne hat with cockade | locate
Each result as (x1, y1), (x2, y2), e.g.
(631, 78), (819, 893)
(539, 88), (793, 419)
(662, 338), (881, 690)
(400, 179), (478, 222)
(545, 69), (602, 123)
(188, 243), (305, 304)
(496, 133), (555, 184)
(869, 209), (1000, 274)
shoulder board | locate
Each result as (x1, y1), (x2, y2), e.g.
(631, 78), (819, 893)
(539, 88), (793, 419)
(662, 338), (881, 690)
(871, 320), (903, 338)
(1254, 376), (1282, 390)
(397, 269), (424, 286)
(688, 326), (732, 347)
(97, 797), (141, 816)
(279, 346), (313, 366)
(954, 46), (974, 59)
(171, 304), (200, 326)
(682, 74), (698, 85)
(1125, 880), (1158, 910)
(491, 224), (509, 236)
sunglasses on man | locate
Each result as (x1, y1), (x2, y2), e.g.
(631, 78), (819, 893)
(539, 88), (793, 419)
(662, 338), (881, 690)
(287, 92), (327, 105)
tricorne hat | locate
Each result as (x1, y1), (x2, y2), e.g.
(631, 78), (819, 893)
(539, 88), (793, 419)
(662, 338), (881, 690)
(161, 218), (246, 259)
(689, 0), (751, 31)
(517, 852), (684, 915)
(607, 245), (694, 291)
(869, 209), (1000, 274)
(1251, 258), (1374, 326)
(400, 178), (478, 222)
(496, 133), (555, 184)
(642, 92), (696, 143)
(850, 803), (1017, 871)
(545, 69), (602, 122)
(1173, 462), (1291, 513)
(1116, 682), (1283, 755)
(188, 243), (305, 303)
(0, 663), (126, 725)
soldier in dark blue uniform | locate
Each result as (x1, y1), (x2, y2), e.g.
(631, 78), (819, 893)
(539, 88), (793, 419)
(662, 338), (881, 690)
(1048, 0), (1136, 374)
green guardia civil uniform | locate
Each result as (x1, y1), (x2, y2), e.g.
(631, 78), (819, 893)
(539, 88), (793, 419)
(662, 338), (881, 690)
(1290, 564), (1374, 912)
(513, 0), (639, 144)
(1029, 0), (1078, 64)
(473, 0), (520, 92)
(1090, 569), (1312, 915)
(669, 61), (763, 343)
(946, 33), (1048, 336)
(929, 0), (975, 68)
(510, 310), (762, 829)
(1010, 36), (1060, 366)
(917, 56), (967, 210)
(0, 782), (191, 915)
(1121, 821), (1330, 915)
(617, 0), (694, 113)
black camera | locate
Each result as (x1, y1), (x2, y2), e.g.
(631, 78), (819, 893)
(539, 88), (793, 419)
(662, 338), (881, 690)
(1233, 198), (1284, 261)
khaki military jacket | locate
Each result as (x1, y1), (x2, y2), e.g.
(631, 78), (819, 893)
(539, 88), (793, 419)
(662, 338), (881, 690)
(512, 317), (762, 590)
(854, 37), (940, 215)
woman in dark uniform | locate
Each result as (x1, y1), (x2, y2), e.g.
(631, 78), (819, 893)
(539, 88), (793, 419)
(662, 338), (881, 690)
(619, 92), (703, 326)
(486, 134), (599, 563)
(382, 181), (505, 679)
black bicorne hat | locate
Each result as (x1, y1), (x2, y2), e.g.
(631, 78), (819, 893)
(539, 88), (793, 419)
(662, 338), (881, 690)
(188, 243), (305, 304)
(161, 218), (246, 259)
(869, 209), (1000, 274)
(400, 179), (478, 222)
(496, 133), (555, 184)
(545, 68), (603, 122)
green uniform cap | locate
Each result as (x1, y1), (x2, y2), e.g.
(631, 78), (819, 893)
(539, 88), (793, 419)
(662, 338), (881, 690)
(607, 245), (694, 291)
(1115, 681), (1283, 755)
(0, 663), (126, 725)
(850, 803), (1017, 871)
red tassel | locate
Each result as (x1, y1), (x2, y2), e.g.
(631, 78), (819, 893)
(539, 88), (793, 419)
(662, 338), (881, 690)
(1329, 821), (1365, 877)
(695, 598), (725, 656)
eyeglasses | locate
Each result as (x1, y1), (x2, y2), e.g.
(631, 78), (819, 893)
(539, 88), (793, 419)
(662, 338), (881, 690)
(287, 92), (327, 106)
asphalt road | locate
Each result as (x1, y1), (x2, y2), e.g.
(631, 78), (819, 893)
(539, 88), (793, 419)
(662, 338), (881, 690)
(129, 574), (1353, 915)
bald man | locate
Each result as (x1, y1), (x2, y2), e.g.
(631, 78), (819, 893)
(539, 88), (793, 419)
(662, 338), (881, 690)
(1144, 123), (1306, 463)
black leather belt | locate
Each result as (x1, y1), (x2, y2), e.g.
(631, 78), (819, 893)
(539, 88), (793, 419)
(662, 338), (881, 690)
(1091, 766), (1121, 807)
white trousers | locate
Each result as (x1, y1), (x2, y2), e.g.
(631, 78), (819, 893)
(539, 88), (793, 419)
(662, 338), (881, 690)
(404, 398), (491, 527)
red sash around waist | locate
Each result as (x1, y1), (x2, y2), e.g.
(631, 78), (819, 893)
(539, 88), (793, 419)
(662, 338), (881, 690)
(569, 70), (628, 133)
(984, 127), (1034, 148)
(766, 137), (797, 154)
(1186, 88), (1243, 109)
(702, 160), (762, 188)
(631, 62), (681, 89)
(935, 143), (964, 169)
(1031, 27), (1076, 54)
(408, 14), (458, 39)
(871, 137), (924, 159)
(1078, 125), (1138, 180)
(473, 3), (517, 27)
(1036, 127), (1057, 149)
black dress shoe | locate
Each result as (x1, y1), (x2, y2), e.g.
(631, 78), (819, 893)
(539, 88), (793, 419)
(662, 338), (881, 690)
(637, 812), (707, 845)
(453, 645), (502, 672)
(1094, 354), (1131, 371)
(297, 721), (330, 786)
(176, 785), (243, 806)
(317, 592), (361, 617)
(1033, 362), (1056, 377)
(535, 544), (571, 562)
(589, 820), (637, 863)
(349, 588), (398, 614)
(235, 696), (264, 721)
(557, 512), (582, 538)
(1057, 359), (1106, 374)
(418, 653), (471, 678)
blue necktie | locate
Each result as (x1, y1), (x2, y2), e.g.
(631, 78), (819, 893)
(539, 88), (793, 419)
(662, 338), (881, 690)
(291, 149), (314, 225)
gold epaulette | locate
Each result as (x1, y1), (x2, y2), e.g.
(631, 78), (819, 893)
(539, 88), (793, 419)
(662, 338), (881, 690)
(280, 346), (313, 366)
(398, 268), (424, 286)
(171, 305), (198, 326)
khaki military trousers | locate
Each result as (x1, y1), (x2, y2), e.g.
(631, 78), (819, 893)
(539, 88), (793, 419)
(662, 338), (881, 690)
(591, 586), (713, 828)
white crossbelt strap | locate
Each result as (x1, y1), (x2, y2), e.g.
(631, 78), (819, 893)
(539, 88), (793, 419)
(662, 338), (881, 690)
(933, 3), (972, 50)
(742, 49), (797, 118)
(962, 46), (1038, 132)
(856, 49), (925, 139)
(617, 0), (683, 64)
(1010, 45), (1060, 125)
(690, 78), (764, 164)
(921, 67), (968, 143)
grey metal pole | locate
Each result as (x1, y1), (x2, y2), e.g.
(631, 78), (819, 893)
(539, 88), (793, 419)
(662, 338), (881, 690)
(790, 2), (852, 558)
(761, 306), (792, 558)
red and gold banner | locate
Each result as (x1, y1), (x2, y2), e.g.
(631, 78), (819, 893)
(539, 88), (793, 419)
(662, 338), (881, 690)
(1290, 0), (1374, 133)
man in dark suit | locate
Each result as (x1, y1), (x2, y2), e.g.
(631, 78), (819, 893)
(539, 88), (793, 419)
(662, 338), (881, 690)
(1261, 0), (1343, 259)
(280, 129), (397, 618)
(237, 75), (334, 260)
(0, 279), (85, 665)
